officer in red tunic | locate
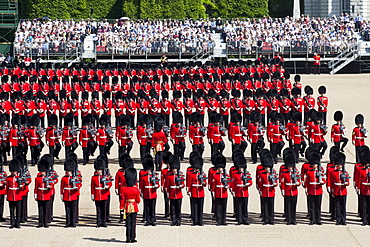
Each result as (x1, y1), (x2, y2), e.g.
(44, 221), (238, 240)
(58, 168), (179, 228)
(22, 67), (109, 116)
(248, 112), (265, 163)
(304, 151), (326, 225)
(70, 91), (80, 127)
(139, 158), (159, 226)
(62, 114), (78, 159)
(279, 153), (301, 225)
(189, 112), (206, 157)
(208, 113), (227, 154)
(329, 152), (350, 225)
(28, 115), (44, 166)
(258, 151), (278, 225)
(171, 90), (183, 115)
(24, 91), (36, 127)
(183, 89), (194, 127)
(96, 116), (113, 156)
(116, 115), (133, 157)
(47, 91), (58, 126)
(136, 115), (152, 160)
(317, 86), (329, 125)
(160, 91), (171, 127)
(152, 119), (168, 171)
(268, 113), (285, 163)
(165, 155), (185, 226)
(9, 116), (22, 158)
(290, 112), (307, 163)
(331, 111), (348, 152)
(242, 89), (255, 127)
(91, 156), (112, 227)
(34, 155), (57, 228)
(79, 116), (97, 166)
(326, 146), (340, 220)
(91, 91), (101, 127)
(352, 114), (367, 163)
(125, 91), (136, 128)
(230, 113), (248, 152)
(309, 112), (328, 156)
(230, 155), (252, 225)
(291, 87), (304, 114)
(136, 90), (149, 126)
(114, 92), (125, 128)
(170, 112), (186, 161)
(6, 159), (23, 228)
(121, 168), (140, 243)
(115, 157), (134, 223)
(303, 85), (315, 124)
(359, 150), (370, 225)
(36, 91), (47, 128)
(255, 89), (268, 126)
(186, 156), (207, 226)
(58, 90), (69, 128)
(61, 158), (80, 227)
(0, 156), (7, 222)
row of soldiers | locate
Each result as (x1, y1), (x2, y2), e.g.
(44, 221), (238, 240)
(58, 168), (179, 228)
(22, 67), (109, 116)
(3, 141), (370, 228)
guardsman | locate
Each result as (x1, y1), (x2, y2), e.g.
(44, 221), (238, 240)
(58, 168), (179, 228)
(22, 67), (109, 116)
(313, 53), (321, 75)
(0, 115), (10, 164)
(317, 86), (328, 125)
(304, 151), (326, 225)
(258, 151), (278, 225)
(139, 158), (160, 226)
(290, 112), (306, 163)
(121, 168), (140, 243)
(230, 89), (243, 116)
(152, 119), (168, 171)
(165, 155), (185, 226)
(137, 115), (152, 160)
(219, 90), (231, 127)
(248, 112), (265, 164)
(170, 112), (186, 161)
(171, 90), (183, 115)
(115, 157), (134, 223)
(9, 116), (21, 159)
(242, 89), (255, 127)
(148, 90), (161, 117)
(28, 115), (44, 166)
(137, 90), (149, 126)
(359, 150), (370, 225)
(58, 90), (69, 128)
(47, 91), (58, 127)
(36, 92), (47, 128)
(329, 152), (350, 225)
(195, 89), (207, 126)
(279, 89), (291, 125)
(280, 152), (300, 225)
(309, 112), (328, 156)
(24, 91), (36, 127)
(125, 91), (136, 128)
(255, 89), (267, 126)
(79, 116), (97, 166)
(291, 87), (303, 114)
(34, 155), (55, 228)
(211, 155), (229, 226)
(183, 90), (194, 127)
(230, 155), (252, 225)
(62, 114), (78, 159)
(6, 159), (23, 228)
(161, 152), (172, 218)
(208, 113), (226, 154)
(303, 85), (315, 124)
(331, 111), (348, 152)
(91, 91), (101, 127)
(189, 112), (206, 157)
(268, 113), (285, 163)
(187, 156), (207, 226)
(0, 155), (7, 221)
(116, 115), (133, 157)
(266, 89), (280, 123)
(96, 116), (112, 157)
(114, 92), (125, 128)
(80, 91), (90, 121)
(326, 146), (340, 221)
(160, 91), (171, 126)
(230, 113), (248, 152)
(70, 91), (80, 127)
(91, 156), (112, 228)
(352, 114), (367, 163)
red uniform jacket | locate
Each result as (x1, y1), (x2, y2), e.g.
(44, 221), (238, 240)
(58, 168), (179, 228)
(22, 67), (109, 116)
(125, 100), (136, 116)
(6, 175), (23, 201)
(317, 96), (328, 112)
(331, 124), (345, 142)
(91, 173), (112, 201)
(151, 131), (167, 151)
(310, 124), (326, 143)
(96, 128), (108, 146)
(161, 100), (172, 115)
(148, 99), (161, 116)
(120, 186), (141, 213)
(303, 96), (315, 113)
(36, 100), (47, 117)
(114, 100), (125, 116)
(329, 169), (349, 196)
(211, 172), (230, 198)
(9, 127), (20, 146)
(268, 124), (284, 143)
(359, 167), (370, 196)
(90, 100), (101, 115)
(352, 127), (367, 146)
(60, 174), (81, 201)
(280, 169), (301, 196)
(208, 125), (226, 144)
(27, 127), (41, 146)
(248, 123), (264, 143)
(165, 171), (184, 199)
(243, 99), (255, 114)
(231, 171), (252, 197)
(79, 128), (93, 148)
(289, 124), (305, 144)
(258, 169), (278, 197)
(137, 126), (149, 146)
(292, 97), (304, 113)
(139, 170), (159, 199)
(184, 99), (194, 115)
(304, 167), (326, 195)
(186, 171), (207, 198)
(59, 100), (69, 116)
(219, 99), (231, 115)
(34, 174), (54, 201)
(116, 127), (133, 146)
(170, 124), (186, 144)
(230, 124), (246, 144)
(255, 99), (267, 114)
(189, 125), (205, 145)
(115, 169), (126, 194)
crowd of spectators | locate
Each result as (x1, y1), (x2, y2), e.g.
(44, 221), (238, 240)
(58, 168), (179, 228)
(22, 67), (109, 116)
(13, 14), (366, 57)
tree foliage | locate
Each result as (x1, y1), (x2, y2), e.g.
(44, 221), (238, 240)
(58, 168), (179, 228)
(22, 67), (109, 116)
(19, 0), (269, 20)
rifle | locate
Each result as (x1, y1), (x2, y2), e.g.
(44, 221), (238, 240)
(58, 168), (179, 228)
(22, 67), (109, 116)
(149, 170), (160, 184)
(320, 124), (328, 132)
(279, 123), (287, 133)
(17, 164), (31, 186)
(360, 126), (368, 136)
(291, 167), (301, 184)
(198, 169), (208, 184)
(175, 170), (185, 185)
(241, 168), (252, 184)
(0, 162), (5, 183)
(221, 169), (232, 187)
(70, 166), (82, 189)
(268, 168), (279, 182)
(316, 163), (325, 183)
(43, 167), (59, 188)
(100, 168), (114, 188)
(339, 121), (346, 136)
(340, 165), (351, 182)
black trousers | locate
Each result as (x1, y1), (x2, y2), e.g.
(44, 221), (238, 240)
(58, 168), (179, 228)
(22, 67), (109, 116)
(37, 200), (51, 226)
(99, 145), (106, 156)
(126, 213), (137, 241)
(271, 141), (284, 163)
(243, 113), (250, 127)
(105, 139), (114, 154)
(155, 151), (163, 171)
(212, 141), (225, 154)
(222, 115), (228, 127)
(251, 140), (265, 163)
(73, 116), (79, 127)
(59, 115), (64, 128)
(314, 64), (320, 74)
(355, 146), (362, 163)
(164, 114), (170, 127)
(185, 114), (191, 127)
(261, 114), (266, 127)
(64, 200), (78, 226)
(21, 195), (28, 221)
(191, 197), (204, 225)
(174, 141), (186, 160)
(65, 142), (78, 160)
(215, 197), (227, 225)
(95, 200), (107, 225)
(92, 114), (99, 127)
(285, 196), (297, 224)
(334, 195), (346, 224)
(0, 194), (4, 218)
(293, 142), (306, 163)
(144, 198), (156, 223)
(308, 194), (322, 223)
(362, 195), (370, 224)
(235, 197), (249, 224)
(232, 141), (248, 152)
(106, 195), (110, 221)
(329, 194), (335, 219)
(9, 200), (21, 227)
(313, 141), (327, 155)
(1, 142), (10, 163)
(119, 143), (133, 157)
(163, 191), (170, 216)
(262, 197), (274, 224)
(30, 144), (41, 166)
(12, 145), (22, 159)
(49, 143), (61, 164)
(334, 138), (348, 151)
(128, 115), (134, 128)
(170, 198), (182, 225)
(192, 143), (205, 157)
(140, 145), (148, 161)
(358, 193), (363, 218)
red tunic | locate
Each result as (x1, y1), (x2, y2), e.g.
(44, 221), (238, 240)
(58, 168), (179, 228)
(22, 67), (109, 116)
(211, 172), (230, 198)
(34, 174), (54, 201)
(231, 171), (252, 197)
(139, 170), (159, 199)
(186, 171), (207, 198)
(6, 175), (23, 201)
(91, 173), (112, 201)
(165, 171), (184, 199)
(120, 186), (141, 213)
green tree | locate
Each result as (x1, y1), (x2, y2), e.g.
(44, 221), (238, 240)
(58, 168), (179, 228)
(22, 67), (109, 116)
(122, 0), (140, 19)
(184, 0), (206, 19)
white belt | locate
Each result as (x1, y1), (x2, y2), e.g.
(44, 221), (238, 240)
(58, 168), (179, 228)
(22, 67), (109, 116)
(194, 136), (202, 138)
(9, 187), (19, 190)
(192, 184), (203, 187)
(122, 137), (130, 139)
(309, 182), (320, 185)
(64, 188), (75, 190)
(263, 184), (273, 187)
(294, 135), (302, 137)
(31, 137), (39, 139)
(286, 183), (296, 186)
(356, 137), (364, 139)
(314, 134), (323, 136)
(95, 187), (104, 190)
(216, 185), (225, 188)
(170, 186), (180, 189)
(334, 183), (345, 186)
(273, 134), (282, 136)
(83, 138), (89, 140)
(144, 186), (156, 188)
(12, 137), (20, 139)
(38, 188), (49, 190)
(66, 137), (73, 139)
(141, 136), (148, 138)
(175, 136), (184, 138)
(50, 137), (58, 139)
(362, 183), (370, 185)
(100, 136), (107, 138)
(237, 184), (249, 187)
(235, 134), (242, 136)
(214, 134), (221, 136)
(334, 134), (341, 136)
(252, 134), (260, 136)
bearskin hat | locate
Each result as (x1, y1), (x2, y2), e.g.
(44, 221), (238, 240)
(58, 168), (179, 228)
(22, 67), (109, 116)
(308, 151), (321, 165)
(163, 151), (172, 165)
(161, 90), (169, 99)
(280, 88), (288, 97)
(82, 115), (90, 126)
(140, 114), (150, 125)
(173, 90), (182, 99)
(318, 86), (326, 94)
(234, 155), (247, 169)
(115, 91), (123, 100)
(125, 168), (137, 187)
(214, 155), (226, 168)
(38, 155), (50, 172)
(64, 158), (76, 172)
(103, 91), (111, 99)
(169, 155), (181, 170)
(355, 114), (364, 125)
(92, 91), (99, 99)
(261, 151), (274, 168)
(172, 112), (183, 124)
(304, 85), (313, 95)
(334, 111), (343, 122)
(142, 158), (154, 171)
(60, 89), (67, 100)
(65, 113), (74, 126)
(82, 91), (89, 100)
(285, 154), (296, 167)
(291, 87), (301, 96)
(94, 156), (106, 170)
(329, 146), (340, 163)
(334, 152), (346, 165)
(120, 115), (130, 126)
(220, 89), (229, 99)
(99, 115), (108, 126)
(234, 113), (242, 123)
(193, 156), (203, 170)
(71, 91), (78, 100)
(360, 150), (370, 164)
(30, 114), (40, 127)
(37, 91), (45, 100)
(293, 112), (302, 122)
(294, 75), (301, 82)
(9, 159), (22, 172)
(197, 89), (205, 98)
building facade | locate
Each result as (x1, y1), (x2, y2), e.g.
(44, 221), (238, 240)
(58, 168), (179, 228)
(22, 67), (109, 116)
(304, 0), (370, 19)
